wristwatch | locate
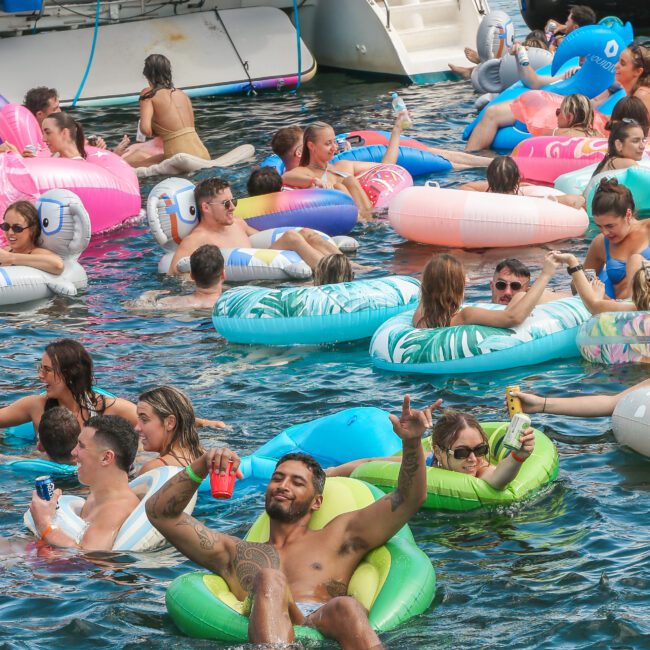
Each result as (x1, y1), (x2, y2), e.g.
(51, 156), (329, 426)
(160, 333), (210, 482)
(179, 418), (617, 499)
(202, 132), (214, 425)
(567, 264), (583, 275)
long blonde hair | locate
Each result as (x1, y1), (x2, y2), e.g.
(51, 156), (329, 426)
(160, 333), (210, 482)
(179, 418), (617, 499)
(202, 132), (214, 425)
(299, 121), (331, 167)
(632, 263), (650, 310)
(416, 254), (465, 328)
(559, 94), (599, 136)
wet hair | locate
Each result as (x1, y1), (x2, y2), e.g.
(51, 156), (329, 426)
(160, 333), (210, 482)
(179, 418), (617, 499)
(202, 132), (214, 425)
(559, 94), (598, 135)
(138, 386), (204, 461)
(431, 409), (489, 455)
(194, 177), (231, 220)
(86, 415), (138, 473)
(486, 156), (520, 194)
(523, 30), (550, 50)
(38, 406), (80, 464)
(416, 254), (465, 328)
(591, 178), (636, 218)
(609, 96), (650, 132)
(313, 253), (354, 286)
(23, 86), (58, 116)
(299, 121), (331, 167)
(247, 167), (283, 196)
(140, 54), (174, 100)
(568, 5), (597, 27)
(43, 111), (86, 159)
(592, 121), (645, 176)
(271, 125), (303, 159)
(494, 258), (531, 280)
(275, 452), (326, 495)
(190, 244), (224, 288)
(44, 339), (107, 420)
(4, 200), (41, 246)
(632, 263), (650, 310)
(627, 43), (650, 94)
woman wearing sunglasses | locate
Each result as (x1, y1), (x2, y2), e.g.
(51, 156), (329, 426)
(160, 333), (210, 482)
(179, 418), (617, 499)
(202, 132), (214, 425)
(328, 408), (535, 491)
(0, 201), (64, 275)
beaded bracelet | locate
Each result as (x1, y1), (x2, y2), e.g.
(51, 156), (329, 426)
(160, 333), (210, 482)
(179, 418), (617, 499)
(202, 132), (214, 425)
(185, 465), (203, 484)
(542, 397), (547, 413)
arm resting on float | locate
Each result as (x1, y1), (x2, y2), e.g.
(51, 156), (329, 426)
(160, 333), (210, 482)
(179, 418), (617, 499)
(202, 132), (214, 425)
(480, 428), (535, 490)
(513, 389), (631, 417)
(0, 395), (41, 429)
(325, 455), (401, 478)
(0, 249), (64, 275)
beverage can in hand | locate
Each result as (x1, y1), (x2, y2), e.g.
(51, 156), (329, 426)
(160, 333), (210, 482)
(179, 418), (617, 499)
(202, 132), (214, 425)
(35, 475), (55, 501)
(503, 413), (531, 451)
(210, 461), (236, 499)
(506, 385), (522, 419)
(24, 144), (38, 155)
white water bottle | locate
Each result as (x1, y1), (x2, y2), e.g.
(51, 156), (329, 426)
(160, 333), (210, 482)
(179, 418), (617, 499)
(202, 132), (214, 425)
(391, 92), (412, 129)
(136, 120), (147, 143)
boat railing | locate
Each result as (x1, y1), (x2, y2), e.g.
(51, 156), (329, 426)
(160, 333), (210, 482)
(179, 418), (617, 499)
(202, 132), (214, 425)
(376, 0), (391, 30)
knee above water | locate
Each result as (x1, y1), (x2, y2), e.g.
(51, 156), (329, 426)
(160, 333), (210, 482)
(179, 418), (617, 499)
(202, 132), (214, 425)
(327, 595), (367, 619)
(252, 567), (288, 594)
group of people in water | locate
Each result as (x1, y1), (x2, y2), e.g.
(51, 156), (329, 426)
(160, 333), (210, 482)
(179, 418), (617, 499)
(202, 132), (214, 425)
(2, 6), (650, 647)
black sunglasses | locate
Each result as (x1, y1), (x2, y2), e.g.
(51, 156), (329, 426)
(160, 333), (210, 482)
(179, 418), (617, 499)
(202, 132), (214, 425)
(446, 443), (489, 460)
(207, 198), (238, 209)
(494, 280), (523, 291)
(1, 222), (30, 233)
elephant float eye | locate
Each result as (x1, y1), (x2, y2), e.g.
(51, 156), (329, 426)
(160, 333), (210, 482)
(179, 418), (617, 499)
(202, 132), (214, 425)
(37, 199), (64, 235)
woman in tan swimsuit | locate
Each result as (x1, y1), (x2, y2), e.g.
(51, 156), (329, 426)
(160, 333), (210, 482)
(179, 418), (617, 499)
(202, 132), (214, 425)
(124, 53), (210, 168)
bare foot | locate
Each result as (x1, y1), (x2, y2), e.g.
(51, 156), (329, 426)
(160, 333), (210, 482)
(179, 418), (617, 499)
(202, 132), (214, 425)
(464, 47), (480, 64)
(448, 63), (473, 79)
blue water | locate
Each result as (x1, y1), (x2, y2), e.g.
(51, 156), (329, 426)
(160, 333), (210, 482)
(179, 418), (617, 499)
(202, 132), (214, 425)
(2, 3), (650, 647)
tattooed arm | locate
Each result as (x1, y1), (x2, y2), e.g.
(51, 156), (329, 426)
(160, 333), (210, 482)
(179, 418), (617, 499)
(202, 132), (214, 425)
(333, 395), (435, 552)
(145, 448), (241, 575)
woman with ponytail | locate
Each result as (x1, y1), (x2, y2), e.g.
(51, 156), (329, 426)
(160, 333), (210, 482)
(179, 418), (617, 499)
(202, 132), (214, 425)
(591, 119), (647, 177)
(41, 111), (86, 159)
(579, 178), (650, 298)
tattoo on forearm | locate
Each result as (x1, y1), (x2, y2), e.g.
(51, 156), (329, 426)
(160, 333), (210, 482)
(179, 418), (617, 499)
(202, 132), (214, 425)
(147, 471), (197, 520)
(174, 514), (216, 550)
(391, 443), (419, 512)
(234, 541), (280, 592)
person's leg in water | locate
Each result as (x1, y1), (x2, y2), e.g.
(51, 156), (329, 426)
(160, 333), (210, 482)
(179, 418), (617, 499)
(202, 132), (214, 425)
(248, 569), (296, 644)
(465, 101), (516, 151)
(339, 176), (374, 221)
(270, 228), (341, 270)
(448, 63), (474, 79)
(427, 146), (493, 169)
(305, 596), (384, 650)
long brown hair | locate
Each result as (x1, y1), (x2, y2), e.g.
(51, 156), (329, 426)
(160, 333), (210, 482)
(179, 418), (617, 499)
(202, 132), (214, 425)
(4, 200), (41, 246)
(627, 44), (650, 94)
(431, 409), (488, 452)
(592, 121), (644, 176)
(416, 254), (465, 328)
(44, 111), (86, 159)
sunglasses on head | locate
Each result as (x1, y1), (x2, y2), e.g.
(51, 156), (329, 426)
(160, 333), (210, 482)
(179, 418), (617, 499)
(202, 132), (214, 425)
(207, 198), (238, 209)
(0, 222), (30, 233)
(621, 117), (639, 125)
(494, 280), (523, 291)
(446, 443), (489, 460)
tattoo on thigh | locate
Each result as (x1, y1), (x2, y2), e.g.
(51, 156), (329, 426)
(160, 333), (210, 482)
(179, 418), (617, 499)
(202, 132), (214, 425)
(234, 542), (280, 592)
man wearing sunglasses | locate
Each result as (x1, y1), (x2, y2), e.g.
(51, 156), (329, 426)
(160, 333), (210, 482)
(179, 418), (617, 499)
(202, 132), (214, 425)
(168, 177), (343, 275)
(491, 258), (568, 305)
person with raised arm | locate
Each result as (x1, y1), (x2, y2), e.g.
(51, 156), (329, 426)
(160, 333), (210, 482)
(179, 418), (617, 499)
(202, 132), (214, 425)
(146, 395), (431, 648)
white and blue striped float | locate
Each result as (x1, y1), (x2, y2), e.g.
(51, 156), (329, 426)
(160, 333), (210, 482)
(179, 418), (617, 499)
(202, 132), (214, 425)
(24, 466), (196, 551)
(370, 296), (592, 374)
(212, 275), (420, 345)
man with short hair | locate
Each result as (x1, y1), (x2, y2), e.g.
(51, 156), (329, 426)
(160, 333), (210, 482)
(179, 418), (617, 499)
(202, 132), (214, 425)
(146, 395), (432, 647)
(29, 415), (140, 550)
(247, 167), (284, 196)
(271, 125), (304, 172)
(167, 177), (342, 275)
(23, 86), (60, 125)
(491, 258), (568, 305)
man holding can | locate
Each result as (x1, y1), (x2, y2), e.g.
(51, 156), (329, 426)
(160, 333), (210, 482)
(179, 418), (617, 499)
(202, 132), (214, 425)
(146, 394), (432, 648)
(29, 415), (139, 551)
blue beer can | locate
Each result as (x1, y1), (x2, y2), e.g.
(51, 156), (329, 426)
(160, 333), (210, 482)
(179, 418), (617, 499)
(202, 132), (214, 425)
(35, 475), (55, 501)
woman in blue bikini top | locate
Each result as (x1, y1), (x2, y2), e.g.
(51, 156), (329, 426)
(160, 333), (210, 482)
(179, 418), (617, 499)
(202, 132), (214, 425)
(582, 178), (650, 299)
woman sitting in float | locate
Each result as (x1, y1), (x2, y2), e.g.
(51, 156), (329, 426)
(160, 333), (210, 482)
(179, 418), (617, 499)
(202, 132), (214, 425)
(281, 119), (406, 219)
(413, 252), (560, 330)
(460, 154), (586, 209)
(123, 53), (209, 169)
(465, 43), (650, 152)
(328, 407), (535, 491)
(135, 385), (206, 476)
(0, 339), (226, 439)
(0, 201), (63, 274)
(42, 112), (86, 159)
(590, 119), (647, 177)
(580, 178), (650, 299)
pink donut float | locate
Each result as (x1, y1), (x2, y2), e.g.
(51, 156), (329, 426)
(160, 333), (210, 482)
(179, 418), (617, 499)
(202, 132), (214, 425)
(0, 104), (140, 235)
(388, 184), (588, 248)
(356, 163), (413, 209)
(513, 136), (650, 185)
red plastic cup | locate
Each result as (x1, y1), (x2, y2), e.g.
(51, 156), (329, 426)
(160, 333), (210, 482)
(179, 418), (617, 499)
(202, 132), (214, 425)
(210, 460), (236, 499)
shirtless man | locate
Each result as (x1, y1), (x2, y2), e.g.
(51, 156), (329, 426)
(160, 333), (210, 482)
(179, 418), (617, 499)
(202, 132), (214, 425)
(491, 258), (568, 305)
(146, 394), (431, 647)
(29, 415), (140, 551)
(168, 177), (342, 275)
(130, 244), (225, 311)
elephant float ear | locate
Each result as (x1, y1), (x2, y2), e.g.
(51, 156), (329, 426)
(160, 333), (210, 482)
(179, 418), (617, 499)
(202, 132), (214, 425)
(550, 23), (633, 97)
(147, 177), (199, 253)
(36, 189), (91, 261)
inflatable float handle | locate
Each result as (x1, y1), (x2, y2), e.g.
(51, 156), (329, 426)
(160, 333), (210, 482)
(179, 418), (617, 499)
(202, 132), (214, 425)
(425, 180), (441, 188)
